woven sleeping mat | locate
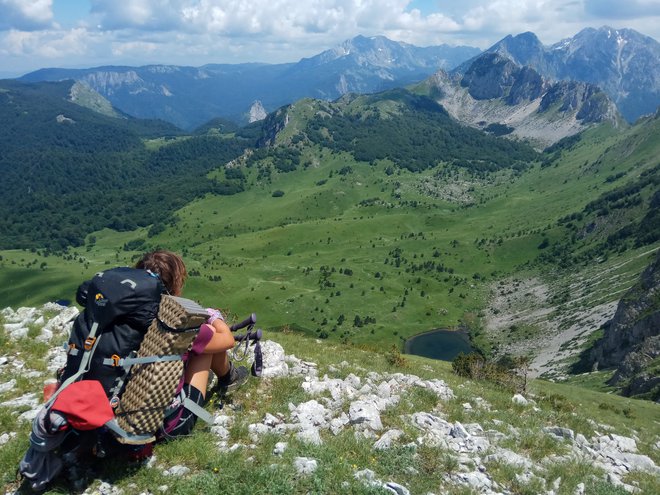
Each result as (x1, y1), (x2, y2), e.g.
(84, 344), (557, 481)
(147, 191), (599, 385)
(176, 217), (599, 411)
(113, 295), (208, 443)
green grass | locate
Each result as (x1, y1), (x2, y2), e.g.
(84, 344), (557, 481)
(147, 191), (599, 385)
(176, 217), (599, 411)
(2, 328), (659, 494)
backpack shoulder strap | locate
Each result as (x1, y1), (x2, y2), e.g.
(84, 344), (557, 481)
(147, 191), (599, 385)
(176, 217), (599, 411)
(47, 321), (102, 407)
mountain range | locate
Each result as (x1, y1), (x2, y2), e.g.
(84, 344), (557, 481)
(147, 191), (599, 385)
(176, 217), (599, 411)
(19, 36), (479, 130)
(456, 26), (660, 124)
(421, 52), (623, 148)
(16, 27), (659, 131)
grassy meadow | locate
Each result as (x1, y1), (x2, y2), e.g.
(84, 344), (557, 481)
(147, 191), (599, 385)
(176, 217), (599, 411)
(1, 115), (658, 362)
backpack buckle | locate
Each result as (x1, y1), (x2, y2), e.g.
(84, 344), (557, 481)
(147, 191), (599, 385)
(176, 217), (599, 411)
(84, 336), (97, 350)
(110, 354), (121, 367)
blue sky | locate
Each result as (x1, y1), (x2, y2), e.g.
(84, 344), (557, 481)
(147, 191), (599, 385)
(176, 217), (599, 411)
(1, 0), (659, 77)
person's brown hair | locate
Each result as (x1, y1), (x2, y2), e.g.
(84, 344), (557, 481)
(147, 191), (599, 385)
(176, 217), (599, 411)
(135, 250), (187, 296)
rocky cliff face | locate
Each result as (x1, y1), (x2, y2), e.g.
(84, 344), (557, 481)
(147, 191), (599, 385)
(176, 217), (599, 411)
(460, 53), (547, 102)
(588, 251), (660, 399)
(248, 100), (268, 123)
(456, 27), (660, 123)
(255, 106), (290, 147)
(427, 52), (621, 148)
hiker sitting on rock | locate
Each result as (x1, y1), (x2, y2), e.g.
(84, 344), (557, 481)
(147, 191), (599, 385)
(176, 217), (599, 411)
(60, 249), (248, 437)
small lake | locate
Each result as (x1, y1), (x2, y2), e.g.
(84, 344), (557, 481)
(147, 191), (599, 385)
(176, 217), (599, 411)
(404, 329), (473, 362)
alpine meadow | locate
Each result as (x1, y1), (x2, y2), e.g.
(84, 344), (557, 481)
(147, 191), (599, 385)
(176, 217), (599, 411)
(1, 27), (659, 495)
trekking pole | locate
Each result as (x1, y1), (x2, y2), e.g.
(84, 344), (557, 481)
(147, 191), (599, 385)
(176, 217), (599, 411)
(229, 313), (263, 376)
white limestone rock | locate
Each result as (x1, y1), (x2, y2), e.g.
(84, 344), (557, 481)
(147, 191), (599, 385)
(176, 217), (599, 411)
(373, 429), (404, 450)
(163, 465), (190, 476)
(384, 481), (410, 495)
(293, 457), (318, 475)
(273, 442), (288, 456)
(349, 400), (382, 431)
(0, 393), (39, 409)
(296, 427), (322, 445)
(0, 379), (16, 394)
(543, 426), (575, 441)
(0, 432), (17, 446)
(259, 341), (289, 378)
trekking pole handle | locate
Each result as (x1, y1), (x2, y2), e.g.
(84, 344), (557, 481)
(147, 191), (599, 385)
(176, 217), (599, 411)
(230, 313), (257, 332)
(234, 328), (262, 343)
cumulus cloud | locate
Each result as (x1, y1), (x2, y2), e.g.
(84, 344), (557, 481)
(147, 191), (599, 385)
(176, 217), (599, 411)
(0, 0), (54, 30)
(1, 27), (90, 59)
(86, 0), (462, 38)
(460, 1), (585, 40)
(1, 0), (658, 75)
(90, 0), (182, 31)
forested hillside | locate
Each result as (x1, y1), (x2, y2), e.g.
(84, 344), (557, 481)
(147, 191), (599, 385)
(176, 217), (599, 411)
(303, 91), (539, 173)
(0, 80), (248, 249)
(0, 82), (539, 250)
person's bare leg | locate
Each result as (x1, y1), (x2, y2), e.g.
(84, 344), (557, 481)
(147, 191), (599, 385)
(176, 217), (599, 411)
(210, 350), (230, 379)
(184, 353), (213, 399)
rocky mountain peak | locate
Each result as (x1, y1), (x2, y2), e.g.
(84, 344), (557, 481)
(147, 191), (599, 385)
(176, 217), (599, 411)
(493, 31), (545, 66)
(248, 100), (268, 123)
(455, 27), (659, 123)
(460, 53), (519, 99)
(460, 53), (547, 103)
(429, 51), (621, 148)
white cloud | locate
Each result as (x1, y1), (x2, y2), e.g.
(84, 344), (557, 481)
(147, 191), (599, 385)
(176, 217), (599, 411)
(456, 0), (601, 45)
(1, 27), (89, 58)
(86, 0), (463, 38)
(111, 40), (160, 58)
(0, 0), (54, 30)
(1, 0), (658, 75)
(90, 0), (182, 30)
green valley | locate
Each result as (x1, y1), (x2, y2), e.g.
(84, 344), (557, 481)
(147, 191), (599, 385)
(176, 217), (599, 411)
(0, 80), (658, 387)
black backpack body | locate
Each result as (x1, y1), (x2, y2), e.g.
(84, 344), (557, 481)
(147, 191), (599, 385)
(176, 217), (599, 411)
(60, 267), (164, 395)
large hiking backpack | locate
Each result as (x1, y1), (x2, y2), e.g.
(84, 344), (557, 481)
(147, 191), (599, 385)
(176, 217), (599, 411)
(18, 268), (214, 491)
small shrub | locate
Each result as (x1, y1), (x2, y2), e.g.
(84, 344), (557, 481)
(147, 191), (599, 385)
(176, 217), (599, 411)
(452, 352), (527, 392)
(385, 345), (407, 368)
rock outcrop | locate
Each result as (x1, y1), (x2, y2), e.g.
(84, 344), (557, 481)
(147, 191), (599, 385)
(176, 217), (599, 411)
(427, 52), (622, 149)
(455, 27), (660, 123)
(587, 251), (660, 400)
(248, 100), (268, 123)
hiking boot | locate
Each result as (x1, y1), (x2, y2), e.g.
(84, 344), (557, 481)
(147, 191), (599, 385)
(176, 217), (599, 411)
(214, 363), (249, 393)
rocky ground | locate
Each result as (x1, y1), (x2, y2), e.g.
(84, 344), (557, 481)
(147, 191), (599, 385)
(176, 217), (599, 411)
(1, 304), (659, 494)
(483, 249), (659, 381)
(484, 276), (623, 379)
